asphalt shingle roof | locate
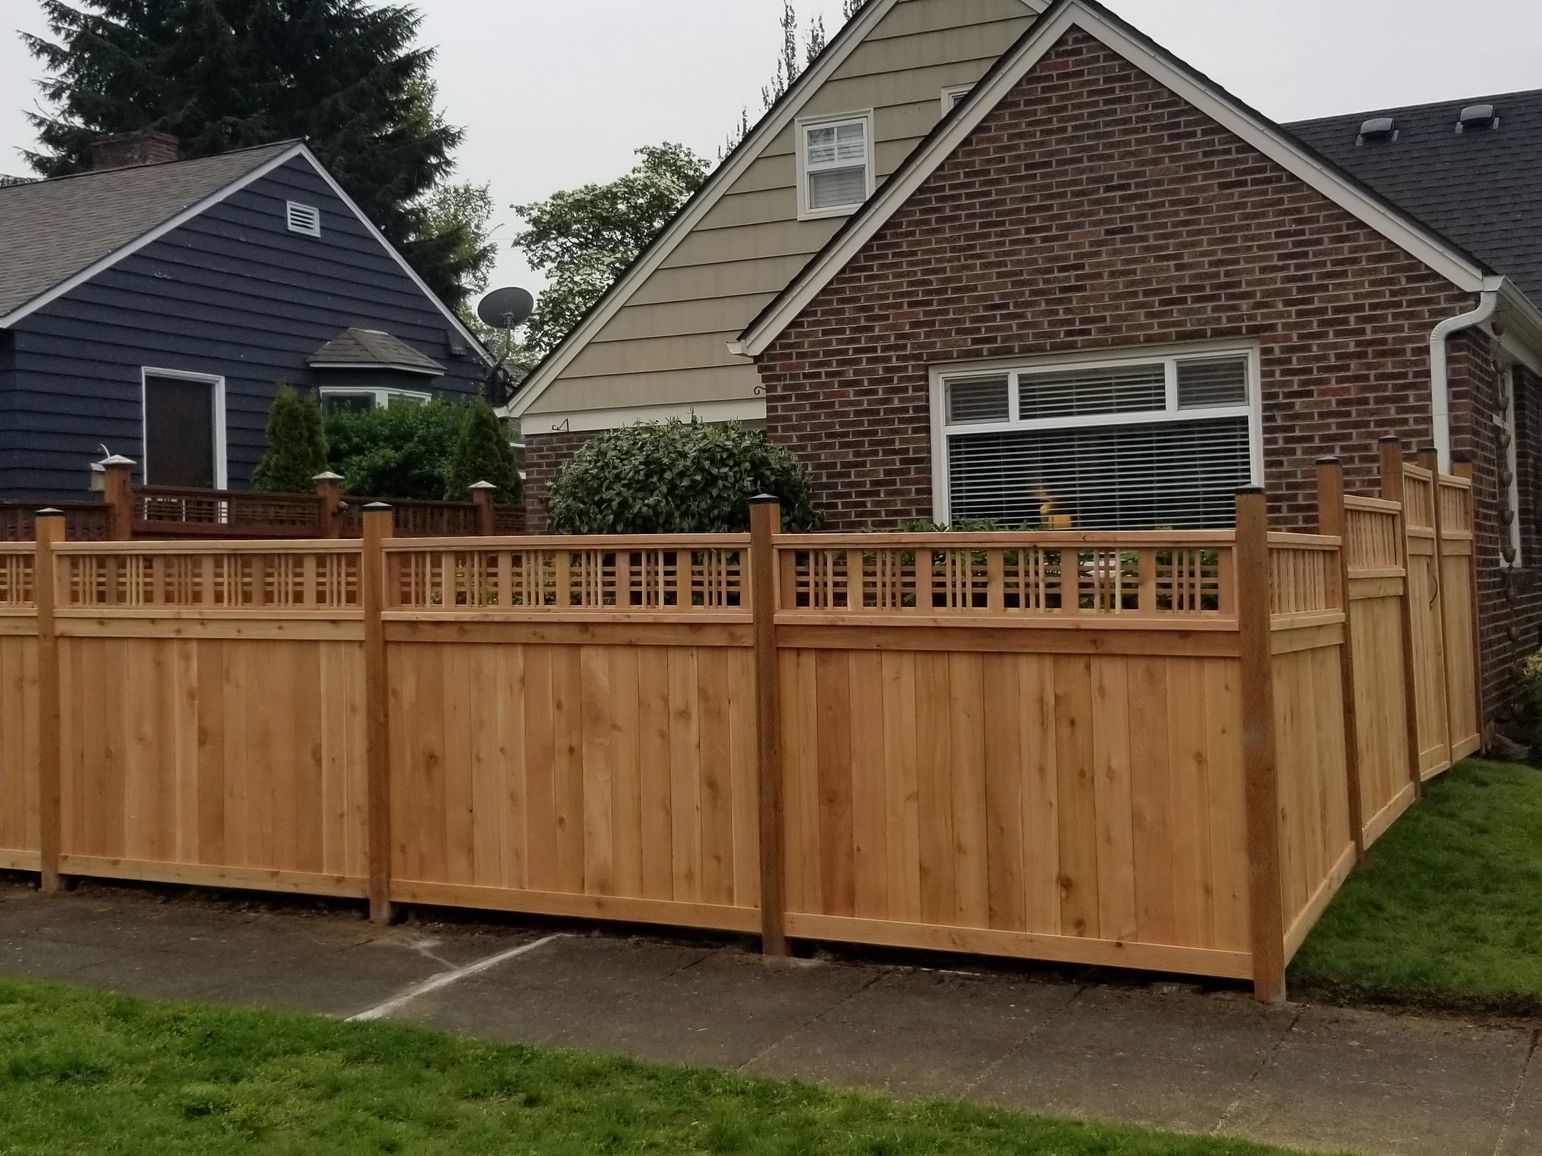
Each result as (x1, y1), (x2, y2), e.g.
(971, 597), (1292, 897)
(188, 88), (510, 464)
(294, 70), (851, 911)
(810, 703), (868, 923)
(0, 142), (297, 319)
(309, 327), (444, 374)
(1287, 90), (1542, 301)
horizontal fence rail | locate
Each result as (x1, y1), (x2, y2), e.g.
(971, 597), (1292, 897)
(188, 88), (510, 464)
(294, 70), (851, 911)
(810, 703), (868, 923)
(0, 446), (1483, 1003)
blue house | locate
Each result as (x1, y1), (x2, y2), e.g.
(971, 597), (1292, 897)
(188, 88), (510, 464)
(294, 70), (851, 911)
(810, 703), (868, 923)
(0, 131), (492, 496)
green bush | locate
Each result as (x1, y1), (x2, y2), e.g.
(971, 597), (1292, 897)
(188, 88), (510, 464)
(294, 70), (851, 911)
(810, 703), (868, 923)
(444, 397), (521, 502)
(251, 384), (327, 493)
(324, 400), (465, 500)
(547, 419), (819, 534)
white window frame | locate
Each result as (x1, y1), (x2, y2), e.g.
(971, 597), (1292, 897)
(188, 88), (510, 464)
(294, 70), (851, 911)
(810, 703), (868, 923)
(318, 386), (433, 411)
(941, 85), (973, 114)
(139, 367), (228, 489)
(286, 201), (322, 237)
(796, 110), (875, 221)
(927, 343), (1264, 526)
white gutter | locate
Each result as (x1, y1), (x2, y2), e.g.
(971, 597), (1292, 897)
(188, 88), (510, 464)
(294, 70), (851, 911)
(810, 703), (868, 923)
(1430, 280), (1502, 471)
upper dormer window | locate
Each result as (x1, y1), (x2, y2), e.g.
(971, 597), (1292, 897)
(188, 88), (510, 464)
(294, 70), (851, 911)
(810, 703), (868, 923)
(286, 201), (322, 237)
(942, 85), (973, 114)
(799, 112), (873, 219)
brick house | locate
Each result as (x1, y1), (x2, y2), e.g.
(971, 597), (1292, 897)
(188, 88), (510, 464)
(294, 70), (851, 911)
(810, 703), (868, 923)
(514, 0), (1542, 726)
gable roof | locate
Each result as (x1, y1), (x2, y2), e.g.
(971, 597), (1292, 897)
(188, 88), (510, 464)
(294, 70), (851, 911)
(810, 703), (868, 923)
(508, 0), (1049, 418)
(1286, 89), (1542, 304)
(0, 142), (492, 364)
(735, 0), (1494, 358)
(0, 141), (296, 320)
(310, 327), (445, 375)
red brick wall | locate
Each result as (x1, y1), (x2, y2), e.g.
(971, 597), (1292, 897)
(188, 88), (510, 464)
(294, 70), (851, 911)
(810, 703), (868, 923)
(755, 28), (1478, 532)
(520, 430), (599, 533)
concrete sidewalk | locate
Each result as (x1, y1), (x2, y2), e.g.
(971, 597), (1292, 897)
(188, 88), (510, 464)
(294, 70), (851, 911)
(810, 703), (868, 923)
(0, 878), (1536, 1156)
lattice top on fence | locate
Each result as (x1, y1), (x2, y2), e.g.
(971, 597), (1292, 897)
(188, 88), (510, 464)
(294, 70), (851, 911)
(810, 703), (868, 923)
(1437, 476), (1474, 537)
(53, 542), (362, 611)
(774, 532), (1236, 617)
(1268, 533), (1341, 616)
(0, 547), (35, 609)
(382, 538), (751, 612)
(1402, 466), (1437, 534)
(134, 487), (320, 537)
(1343, 497), (1402, 575)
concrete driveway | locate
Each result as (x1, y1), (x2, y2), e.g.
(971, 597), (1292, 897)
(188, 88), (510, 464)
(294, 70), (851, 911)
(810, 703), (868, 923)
(0, 878), (1536, 1156)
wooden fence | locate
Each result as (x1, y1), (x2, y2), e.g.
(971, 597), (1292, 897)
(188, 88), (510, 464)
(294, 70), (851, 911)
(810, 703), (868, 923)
(0, 461), (519, 543)
(0, 441), (1481, 1001)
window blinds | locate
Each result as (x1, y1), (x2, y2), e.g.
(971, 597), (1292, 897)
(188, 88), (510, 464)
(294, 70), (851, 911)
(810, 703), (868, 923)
(805, 119), (869, 211)
(940, 352), (1255, 529)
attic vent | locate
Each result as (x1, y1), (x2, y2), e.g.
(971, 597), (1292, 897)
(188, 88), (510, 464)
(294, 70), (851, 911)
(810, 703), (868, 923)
(1457, 104), (1498, 132)
(1357, 116), (1397, 144)
(286, 201), (322, 237)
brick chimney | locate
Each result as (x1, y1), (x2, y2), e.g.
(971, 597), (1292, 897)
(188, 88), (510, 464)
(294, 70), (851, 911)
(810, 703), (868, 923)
(88, 129), (180, 171)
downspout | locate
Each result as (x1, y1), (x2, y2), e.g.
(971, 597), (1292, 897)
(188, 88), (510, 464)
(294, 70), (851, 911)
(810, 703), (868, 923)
(1430, 283), (1501, 471)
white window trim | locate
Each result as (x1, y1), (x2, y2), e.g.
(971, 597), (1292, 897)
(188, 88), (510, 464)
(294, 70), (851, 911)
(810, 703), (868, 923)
(927, 343), (1263, 525)
(318, 385), (433, 410)
(796, 109), (876, 222)
(286, 200), (322, 237)
(140, 367), (228, 489)
(941, 85), (974, 114)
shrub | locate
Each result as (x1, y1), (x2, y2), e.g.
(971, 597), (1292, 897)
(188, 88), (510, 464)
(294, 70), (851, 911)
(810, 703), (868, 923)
(324, 399), (464, 500)
(547, 419), (819, 534)
(444, 397), (521, 502)
(251, 384), (327, 493)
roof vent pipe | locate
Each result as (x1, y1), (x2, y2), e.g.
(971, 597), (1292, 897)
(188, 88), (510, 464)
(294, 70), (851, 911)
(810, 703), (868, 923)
(1457, 104), (1498, 132)
(1357, 116), (1397, 144)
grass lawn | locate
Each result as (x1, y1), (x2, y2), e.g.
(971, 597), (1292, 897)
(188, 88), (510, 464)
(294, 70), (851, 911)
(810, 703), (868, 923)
(1291, 758), (1542, 1014)
(0, 980), (1325, 1156)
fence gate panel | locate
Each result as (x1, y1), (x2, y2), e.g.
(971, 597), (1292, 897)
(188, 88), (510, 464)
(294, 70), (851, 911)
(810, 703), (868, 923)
(1437, 474), (1482, 761)
(1401, 465), (1452, 779)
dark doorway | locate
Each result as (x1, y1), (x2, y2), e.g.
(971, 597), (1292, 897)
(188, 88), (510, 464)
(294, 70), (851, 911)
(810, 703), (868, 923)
(143, 373), (219, 488)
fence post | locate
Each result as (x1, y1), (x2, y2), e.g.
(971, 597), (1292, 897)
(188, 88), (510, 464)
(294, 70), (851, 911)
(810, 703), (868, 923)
(100, 456), (135, 541)
(1418, 446), (1454, 774)
(1236, 487), (1285, 1003)
(1379, 437), (1425, 799)
(1452, 456), (1487, 748)
(361, 504), (395, 923)
(1317, 458), (1365, 860)
(313, 472), (344, 539)
(469, 481), (498, 536)
(34, 510), (65, 894)
(749, 495), (787, 958)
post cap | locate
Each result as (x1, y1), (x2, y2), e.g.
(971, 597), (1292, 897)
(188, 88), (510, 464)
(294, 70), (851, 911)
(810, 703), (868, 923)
(362, 502), (392, 511)
(311, 471), (344, 482)
(1234, 486), (1266, 496)
(35, 507), (64, 517)
(1377, 435), (1403, 445)
(1316, 456), (1341, 466)
(97, 454), (136, 467)
(468, 480), (498, 492)
(1450, 450), (1473, 465)
(1416, 445), (1439, 456)
(747, 493), (781, 505)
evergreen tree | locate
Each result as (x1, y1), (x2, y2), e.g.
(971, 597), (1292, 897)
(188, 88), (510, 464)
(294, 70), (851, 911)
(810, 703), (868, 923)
(252, 384), (328, 493)
(445, 397), (521, 502)
(22, 1), (483, 307)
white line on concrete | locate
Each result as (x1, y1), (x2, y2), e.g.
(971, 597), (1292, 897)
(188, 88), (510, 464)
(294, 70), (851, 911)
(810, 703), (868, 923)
(348, 934), (566, 1023)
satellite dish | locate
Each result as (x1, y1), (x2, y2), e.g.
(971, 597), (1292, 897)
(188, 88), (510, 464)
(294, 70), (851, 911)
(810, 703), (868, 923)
(477, 286), (535, 330)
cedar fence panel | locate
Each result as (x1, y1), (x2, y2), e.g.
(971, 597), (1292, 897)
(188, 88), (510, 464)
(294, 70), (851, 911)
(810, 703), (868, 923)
(0, 439), (1486, 1001)
(1437, 473), (1482, 761)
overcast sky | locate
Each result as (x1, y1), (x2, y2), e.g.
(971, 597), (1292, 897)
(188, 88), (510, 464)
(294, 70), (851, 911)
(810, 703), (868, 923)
(3, 0), (1539, 301)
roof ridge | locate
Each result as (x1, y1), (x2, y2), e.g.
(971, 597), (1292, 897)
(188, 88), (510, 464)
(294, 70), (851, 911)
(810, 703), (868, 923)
(1286, 87), (1542, 129)
(0, 139), (305, 192)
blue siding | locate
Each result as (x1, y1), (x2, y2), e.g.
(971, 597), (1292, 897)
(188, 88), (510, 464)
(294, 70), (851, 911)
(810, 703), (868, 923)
(1, 155), (488, 497)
